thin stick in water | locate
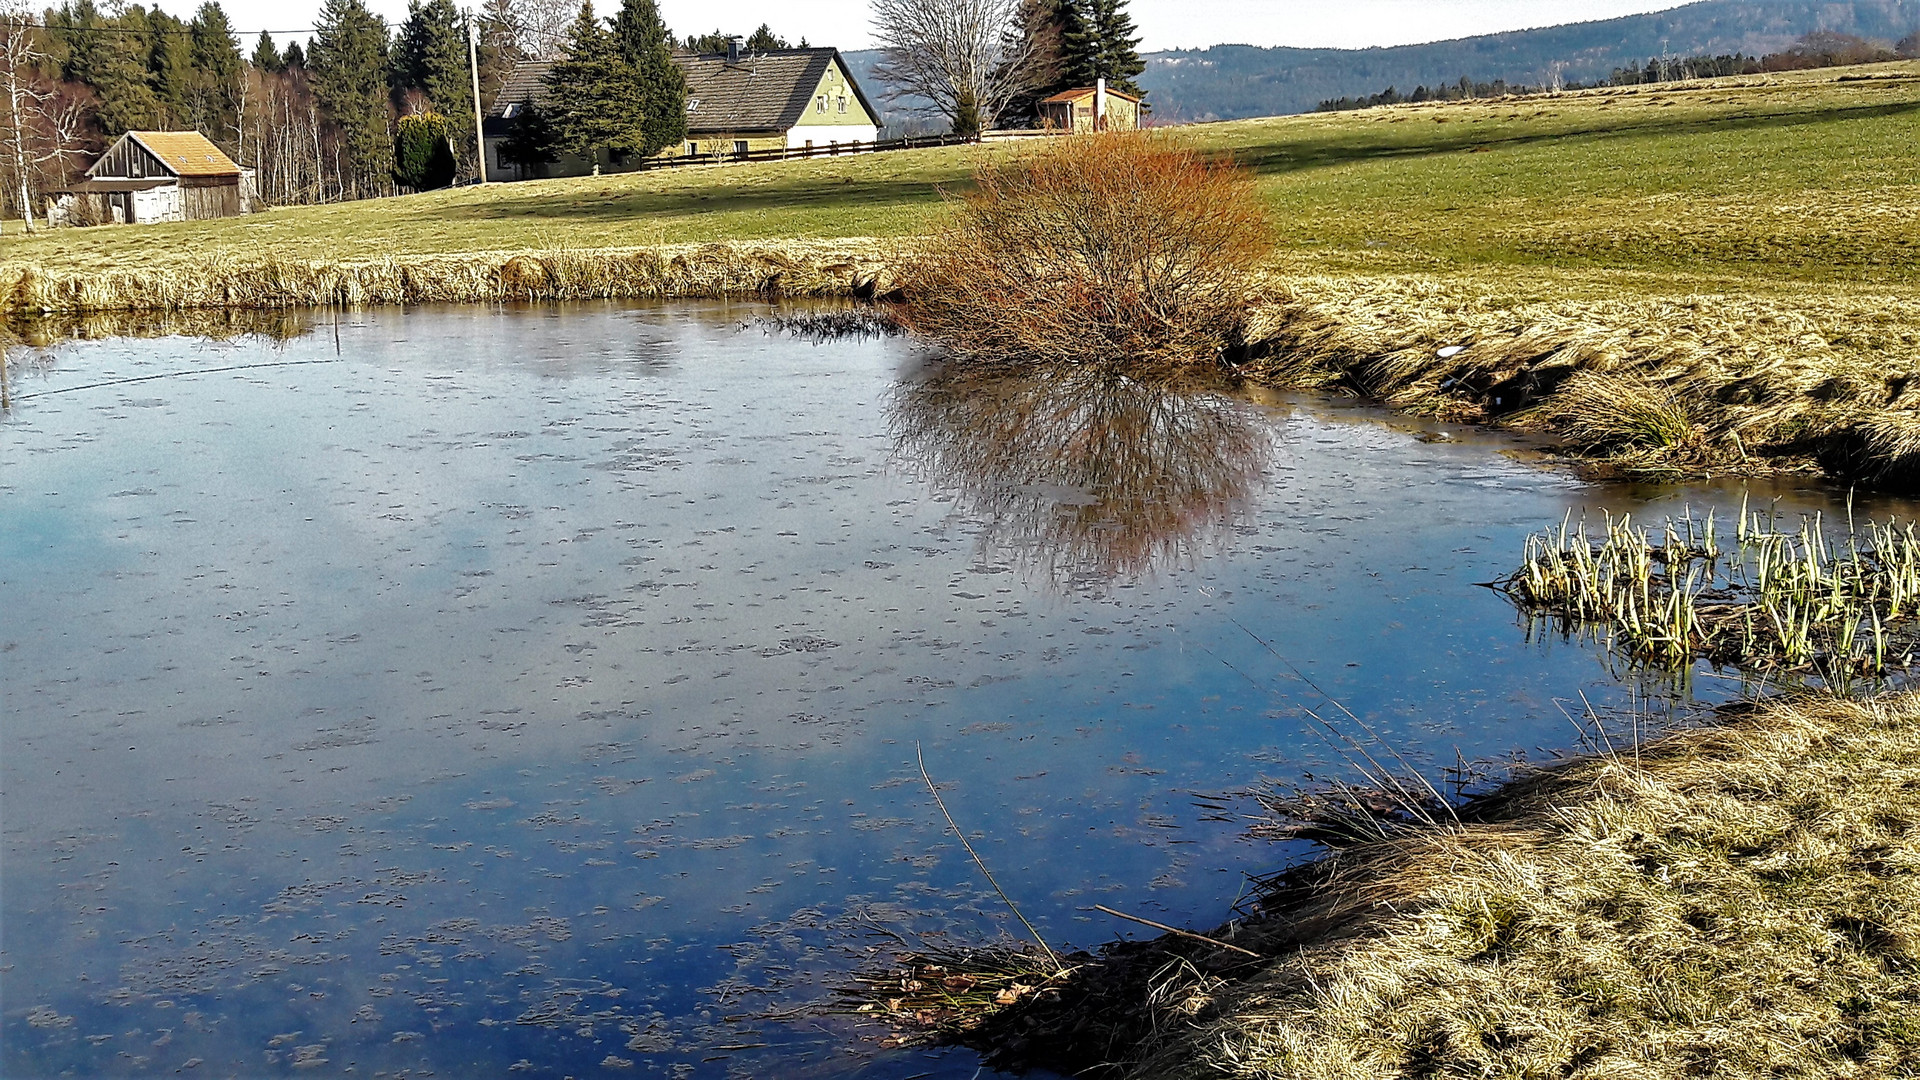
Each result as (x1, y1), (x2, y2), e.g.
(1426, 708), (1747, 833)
(917, 744), (1060, 971)
(1090, 904), (1262, 959)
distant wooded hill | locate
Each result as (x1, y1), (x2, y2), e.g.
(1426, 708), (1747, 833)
(1136, 0), (1920, 122)
(852, 0), (1920, 130)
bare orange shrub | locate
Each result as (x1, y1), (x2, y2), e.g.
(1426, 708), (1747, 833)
(902, 132), (1272, 372)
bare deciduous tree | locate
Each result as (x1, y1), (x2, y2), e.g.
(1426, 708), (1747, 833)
(870, 0), (1035, 136)
(507, 0), (578, 60)
(2, 2), (89, 232)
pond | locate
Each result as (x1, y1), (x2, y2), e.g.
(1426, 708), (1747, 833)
(0, 303), (1897, 1078)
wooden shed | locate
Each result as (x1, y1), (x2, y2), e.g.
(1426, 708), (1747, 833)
(48, 131), (253, 226)
(1039, 85), (1144, 133)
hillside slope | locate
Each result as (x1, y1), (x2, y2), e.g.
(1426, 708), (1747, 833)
(1138, 0), (1920, 120)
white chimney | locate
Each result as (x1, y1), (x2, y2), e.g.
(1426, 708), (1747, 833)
(1095, 76), (1106, 130)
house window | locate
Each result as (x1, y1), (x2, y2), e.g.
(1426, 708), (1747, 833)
(733, 140), (749, 156)
(687, 98), (700, 112)
(816, 95), (825, 113)
(687, 141), (698, 156)
(502, 102), (520, 118)
(838, 96), (847, 113)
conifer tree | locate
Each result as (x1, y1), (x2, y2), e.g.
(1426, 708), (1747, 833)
(1058, 0), (1143, 97)
(543, 1), (645, 160)
(499, 101), (557, 174)
(252, 29), (284, 73)
(45, 1), (164, 133)
(148, 8), (196, 126)
(283, 39), (305, 69)
(188, 3), (243, 146)
(743, 24), (788, 51)
(311, 0), (394, 196)
(393, 0), (475, 172)
(611, 0), (686, 156)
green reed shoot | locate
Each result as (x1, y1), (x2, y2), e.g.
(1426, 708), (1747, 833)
(1505, 505), (1920, 677)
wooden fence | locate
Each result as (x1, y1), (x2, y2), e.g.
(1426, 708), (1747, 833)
(630, 132), (1040, 171)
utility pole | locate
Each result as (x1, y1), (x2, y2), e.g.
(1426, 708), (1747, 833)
(468, 10), (487, 184)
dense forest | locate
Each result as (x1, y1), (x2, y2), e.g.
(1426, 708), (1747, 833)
(3, 0), (1151, 222)
(1317, 30), (1920, 112)
(1137, 0), (1920, 121)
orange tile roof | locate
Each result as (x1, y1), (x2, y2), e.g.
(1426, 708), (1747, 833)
(124, 131), (241, 177)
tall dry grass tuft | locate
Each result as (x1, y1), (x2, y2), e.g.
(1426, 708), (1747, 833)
(901, 132), (1272, 373)
(1534, 370), (1724, 472)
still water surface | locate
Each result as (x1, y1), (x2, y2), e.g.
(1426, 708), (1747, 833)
(0, 304), (1888, 1077)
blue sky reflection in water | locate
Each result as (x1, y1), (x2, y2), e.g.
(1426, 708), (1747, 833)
(0, 303), (1885, 1078)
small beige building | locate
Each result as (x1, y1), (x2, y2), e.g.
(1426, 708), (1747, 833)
(1039, 86), (1144, 133)
(484, 45), (881, 179)
(47, 131), (252, 226)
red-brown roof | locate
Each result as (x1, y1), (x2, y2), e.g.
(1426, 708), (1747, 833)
(1041, 86), (1144, 105)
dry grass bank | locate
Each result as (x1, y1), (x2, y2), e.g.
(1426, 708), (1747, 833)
(933, 692), (1920, 1077)
(0, 239), (897, 312)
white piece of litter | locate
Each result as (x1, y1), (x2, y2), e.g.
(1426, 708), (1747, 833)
(1436, 345), (1467, 358)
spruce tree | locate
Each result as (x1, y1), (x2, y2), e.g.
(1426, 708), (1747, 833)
(148, 9), (197, 127)
(743, 24), (788, 51)
(544, 2), (645, 160)
(45, 1), (164, 133)
(188, 3), (244, 147)
(283, 40), (305, 69)
(499, 102), (558, 174)
(1057, 0), (1143, 97)
(393, 0), (475, 173)
(612, 0), (686, 156)
(252, 30), (284, 73)
(1087, 0), (1143, 96)
(311, 0), (394, 196)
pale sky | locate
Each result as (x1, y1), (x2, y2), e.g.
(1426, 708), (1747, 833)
(218, 0), (1695, 53)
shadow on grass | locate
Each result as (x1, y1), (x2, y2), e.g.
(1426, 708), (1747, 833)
(427, 172), (969, 227)
(1231, 99), (1920, 176)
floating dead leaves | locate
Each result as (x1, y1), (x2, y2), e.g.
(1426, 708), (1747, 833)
(841, 945), (1080, 1049)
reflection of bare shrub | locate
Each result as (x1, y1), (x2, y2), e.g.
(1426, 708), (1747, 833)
(902, 133), (1272, 373)
(889, 367), (1274, 585)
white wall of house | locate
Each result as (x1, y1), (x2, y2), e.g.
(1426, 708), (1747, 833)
(785, 122), (878, 149)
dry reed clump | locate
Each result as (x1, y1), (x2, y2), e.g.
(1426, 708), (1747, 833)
(0, 240), (901, 314)
(1530, 370), (1722, 472)
(1129, 693), (1920, 1079)
(900, 132), (1272, 373)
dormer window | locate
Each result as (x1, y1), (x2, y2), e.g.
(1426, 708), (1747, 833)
(687, 98), (700, 112)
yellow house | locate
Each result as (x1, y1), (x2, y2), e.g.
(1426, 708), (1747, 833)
(483, 45), (881, 178)
(1038, 86), (1144, 133)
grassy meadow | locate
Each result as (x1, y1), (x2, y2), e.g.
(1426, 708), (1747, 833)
(4, 62), (1916, 286)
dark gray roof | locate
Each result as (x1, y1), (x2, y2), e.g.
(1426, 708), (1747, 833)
(486, 49), (877, 136)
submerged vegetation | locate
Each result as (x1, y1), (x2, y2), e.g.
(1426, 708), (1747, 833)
(1504, 505), (1920, 676)
(900, 132), (1272, 372)
(851, 692), (1920, 1077)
